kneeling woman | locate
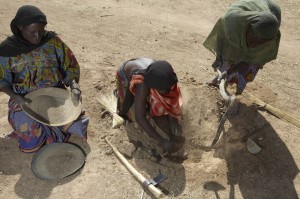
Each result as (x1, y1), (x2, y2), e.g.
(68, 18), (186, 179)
(116, 57), (183, 154)
(0, 6), (89, 152)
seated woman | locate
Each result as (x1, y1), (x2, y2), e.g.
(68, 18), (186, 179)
(115, 57), (184, 154)
(0, 5), (89, 153)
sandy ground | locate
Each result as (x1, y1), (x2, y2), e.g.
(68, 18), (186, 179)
(1, 0), (300, 198)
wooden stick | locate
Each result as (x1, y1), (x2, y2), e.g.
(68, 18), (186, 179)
(199, 65), (209, 72)
(246, 92), (300, 129)
(105, 138), (163, 198)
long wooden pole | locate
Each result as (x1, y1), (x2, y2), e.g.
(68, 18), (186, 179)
(105, 138), (163, 198)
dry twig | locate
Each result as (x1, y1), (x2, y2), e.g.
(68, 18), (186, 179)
(246, 92), (300, 128)
(97, 93), (124, 128)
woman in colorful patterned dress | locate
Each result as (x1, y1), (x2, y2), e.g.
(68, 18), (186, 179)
(0, 5), (89, 152)
(116, 57), (184, 154)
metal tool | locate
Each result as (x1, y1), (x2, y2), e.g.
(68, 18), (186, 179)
(105, 138), (164, 198)
(211, 68), (238, 146)
(140, 174), (168, 199)
(247, 137), (263, 154)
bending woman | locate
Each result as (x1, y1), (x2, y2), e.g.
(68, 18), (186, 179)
(204, 0), (281, 94)
(0, 5), (89, 152)
(116, 57), (184, 154)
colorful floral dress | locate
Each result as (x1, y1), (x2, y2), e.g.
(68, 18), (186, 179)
(0, 36), (89, 152)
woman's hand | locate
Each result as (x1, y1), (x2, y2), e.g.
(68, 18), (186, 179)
(69, 79), (81, 103)
(159, 139), (181, 154)
(14, 95), (31, 105)
(1, 86), (31, 105)
(71, 88), (81, 102)
(212, 58), (223, 71)
(169, 117), (182, 136)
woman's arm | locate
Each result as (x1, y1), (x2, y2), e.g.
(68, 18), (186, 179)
(119, 85), (134, 119)
(54, 36), (80, 84)
(134, 83), (162, 141)
(67, 79), (81, 102)
(54, 36), (81, 102)
(134, 83), (178, 153)
(0, 57), (28, 104)
(1, 86), (29, 104)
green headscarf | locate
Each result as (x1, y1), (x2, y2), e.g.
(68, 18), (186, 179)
(203, 0), (281, 64)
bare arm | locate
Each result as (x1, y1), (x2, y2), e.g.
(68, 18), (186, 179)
(134, 83), (164, 143)
(134, 83), (181, 153)
(119, 85), (134, 118)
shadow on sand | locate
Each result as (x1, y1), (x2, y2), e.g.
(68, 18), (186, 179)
(0, 135), (91, 199)
(123, 123), (186, 198)
(214, 103), (299, 199)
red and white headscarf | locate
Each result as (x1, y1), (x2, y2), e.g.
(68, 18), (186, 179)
(129, 74), (182, 120)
